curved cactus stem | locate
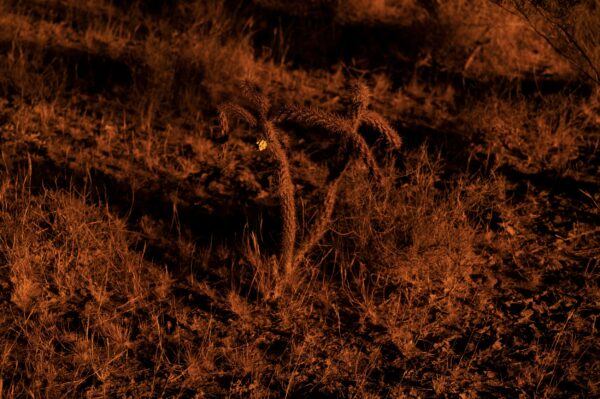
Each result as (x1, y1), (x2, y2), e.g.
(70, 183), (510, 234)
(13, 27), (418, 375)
(361, 110), (402, 150)
(293, 164), (348, 268)
(262, 120), (297, 279)
(218, 103), (258, 135)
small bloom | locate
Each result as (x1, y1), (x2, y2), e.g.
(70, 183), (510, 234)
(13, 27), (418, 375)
(256, 139), (268, 151)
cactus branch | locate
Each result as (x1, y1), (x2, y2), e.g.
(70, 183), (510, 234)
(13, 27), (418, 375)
(293, 165), (347, 267)
(361, 110), (402, 150)
(218, 103), (258, 134)
(262, 120), (297, 279)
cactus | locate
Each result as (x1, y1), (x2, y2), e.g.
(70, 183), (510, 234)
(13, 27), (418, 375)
(218, 80), (402, 290)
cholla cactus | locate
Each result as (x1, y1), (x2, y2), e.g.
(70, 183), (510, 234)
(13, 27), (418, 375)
(219, 80), (402, 289)
(219, 81), (297, 281)
(277, 80), (402, 182)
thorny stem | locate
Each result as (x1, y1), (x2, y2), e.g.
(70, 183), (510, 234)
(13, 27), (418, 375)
(262, 120), (297, 279)
(293, 165), (347, 268)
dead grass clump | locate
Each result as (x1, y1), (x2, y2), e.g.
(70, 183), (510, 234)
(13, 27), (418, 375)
(0, 178), (197, 397)
(0, 0), (256, 128)
(465, 94), (583, 174)
(319, 147), (510, 387)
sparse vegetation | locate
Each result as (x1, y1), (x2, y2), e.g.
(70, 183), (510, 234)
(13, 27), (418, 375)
(0, 0), (598, 398)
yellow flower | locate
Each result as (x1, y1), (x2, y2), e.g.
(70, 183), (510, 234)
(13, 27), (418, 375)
(256, 139), (268, 151)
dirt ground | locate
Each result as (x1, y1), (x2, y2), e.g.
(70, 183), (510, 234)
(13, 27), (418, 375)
(0, 1), (598, 397)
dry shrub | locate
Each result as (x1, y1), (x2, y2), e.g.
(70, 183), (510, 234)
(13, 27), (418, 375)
(326, 147), (445, 273)
(2, 187), (150, 308)
(500, 0), (600, 83)
(436, 0), (572, 78)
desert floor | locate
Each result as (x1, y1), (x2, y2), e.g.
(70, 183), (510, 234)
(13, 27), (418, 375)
(0, 1), (598, 397)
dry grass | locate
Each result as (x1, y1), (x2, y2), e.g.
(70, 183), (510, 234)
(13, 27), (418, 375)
(0, 0), (598, 398)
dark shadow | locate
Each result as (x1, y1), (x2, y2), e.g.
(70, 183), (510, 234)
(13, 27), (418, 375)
(7, 144), (285, 275)
(0, 38), (141, 97)
(245, 2), (594, 97)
